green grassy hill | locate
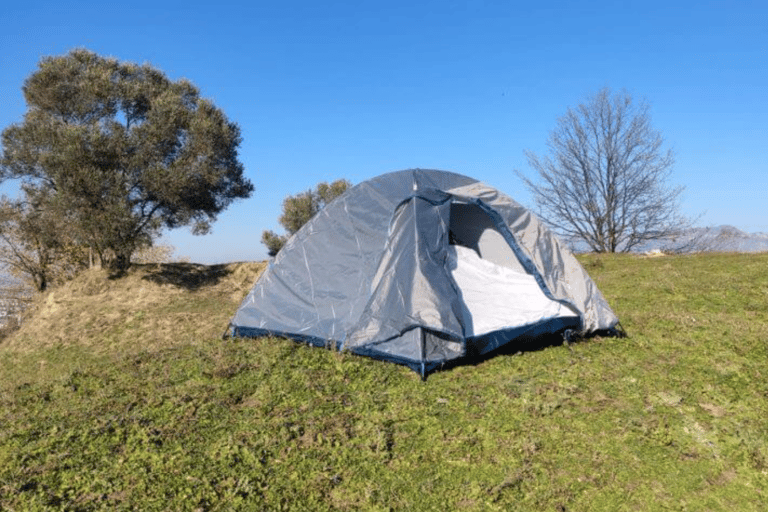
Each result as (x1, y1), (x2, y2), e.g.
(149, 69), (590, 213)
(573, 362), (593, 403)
(1, 254), (767, 511)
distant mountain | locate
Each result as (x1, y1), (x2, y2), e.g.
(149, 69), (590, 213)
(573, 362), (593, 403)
(681, 225), (768, 253)
(565, 226), (768, 254)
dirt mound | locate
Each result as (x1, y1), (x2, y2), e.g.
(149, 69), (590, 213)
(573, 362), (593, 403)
(5, 261), (266, 354)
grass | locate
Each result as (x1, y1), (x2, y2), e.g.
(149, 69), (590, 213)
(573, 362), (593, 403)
(1, 253), (767, 510)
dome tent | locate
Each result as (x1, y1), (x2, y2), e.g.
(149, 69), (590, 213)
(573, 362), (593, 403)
(229, 169), (619, 377)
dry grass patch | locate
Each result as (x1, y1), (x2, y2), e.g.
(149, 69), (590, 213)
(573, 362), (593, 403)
(4, 261), (265, 354)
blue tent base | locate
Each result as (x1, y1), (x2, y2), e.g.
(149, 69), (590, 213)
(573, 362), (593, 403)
(230, 315), (582, 379)
(352, 316), (581, 377)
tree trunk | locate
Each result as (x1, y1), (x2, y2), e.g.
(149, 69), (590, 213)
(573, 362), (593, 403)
(108, 251), (132, 275)
(36, 274), (47, 293)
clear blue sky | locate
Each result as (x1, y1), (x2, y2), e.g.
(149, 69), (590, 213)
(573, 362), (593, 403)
(2, 0), (766, 262)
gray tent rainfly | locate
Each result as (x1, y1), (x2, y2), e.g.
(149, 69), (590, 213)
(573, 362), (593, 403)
(229, 169), (619, 377)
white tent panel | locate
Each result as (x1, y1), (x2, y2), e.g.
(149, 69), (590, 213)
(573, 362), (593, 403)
(448, 245), (578, 337)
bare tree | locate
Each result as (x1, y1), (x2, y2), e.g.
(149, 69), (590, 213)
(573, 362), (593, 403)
(518, 88), (689, 253)
(0, 195), (88, 292)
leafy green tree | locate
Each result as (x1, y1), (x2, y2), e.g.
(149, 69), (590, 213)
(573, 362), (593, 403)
(0, 49), (253, 273)
(262, 179), (351, 256)
(261, 230), (288, 258)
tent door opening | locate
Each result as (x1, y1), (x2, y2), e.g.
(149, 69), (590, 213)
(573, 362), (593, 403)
(447, 201), (577, 337)
(448, 202), (528, 273)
